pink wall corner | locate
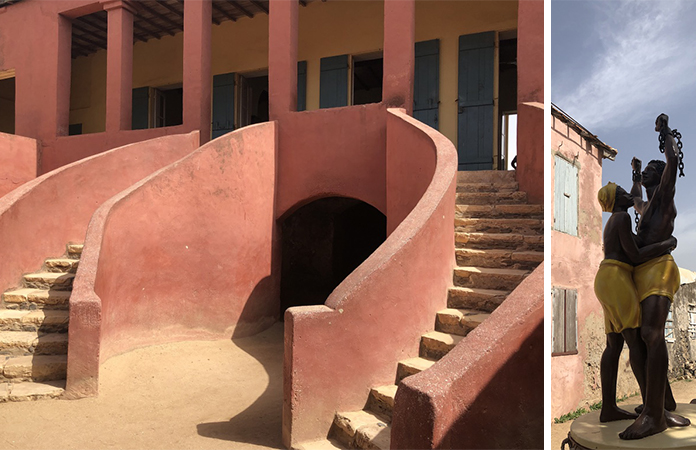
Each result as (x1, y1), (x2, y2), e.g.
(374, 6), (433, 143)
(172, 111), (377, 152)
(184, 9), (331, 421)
(67, 122), (278, 393)
(550, 121), (605, 418)
(0, 132), (200, 303)
(516, 102), (543, 204)
(0, 132), (39, 198)
(275, 104), (388, 219)
(282, 108), (457, 447)
(391, 263), (544, 450)
(517, 0), (543, 104)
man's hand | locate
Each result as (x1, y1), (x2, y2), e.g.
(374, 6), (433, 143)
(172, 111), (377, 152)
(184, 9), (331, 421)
(656, 113), (669, 132)
(632, 157), (642, 173)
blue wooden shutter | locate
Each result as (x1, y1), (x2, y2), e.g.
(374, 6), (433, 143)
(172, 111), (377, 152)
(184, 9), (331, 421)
(414, 39), (439, 129)
(320, 54), (349, 108)
(132, 87), (150, 130)
(298, 61), (307, 112)
(212, 73), (235, 139)
(457, 32), (495, 170)
(553, 155), (578, 236)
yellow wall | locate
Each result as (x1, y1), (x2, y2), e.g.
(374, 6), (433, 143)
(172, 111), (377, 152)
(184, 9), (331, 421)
(68, 0), (518, 145)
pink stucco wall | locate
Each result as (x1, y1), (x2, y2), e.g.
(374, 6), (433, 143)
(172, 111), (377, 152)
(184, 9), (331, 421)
(275, 103), (387, 219)
(550, 115), (605, 418)
(391, 263), (544, 450)
(516, 102), (544, 204)
(67, 123), (278, 397)
(0, 132), (199, 301)
(283, 108), (457, 447)
(0, 132), (38, 198)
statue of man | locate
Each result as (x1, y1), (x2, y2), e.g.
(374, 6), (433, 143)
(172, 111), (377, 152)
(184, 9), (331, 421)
(620, 114), (689, 439)
(595, 182), (677, 423)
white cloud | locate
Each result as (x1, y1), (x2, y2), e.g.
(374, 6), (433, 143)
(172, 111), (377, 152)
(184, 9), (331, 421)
(554, 0), (696, 131)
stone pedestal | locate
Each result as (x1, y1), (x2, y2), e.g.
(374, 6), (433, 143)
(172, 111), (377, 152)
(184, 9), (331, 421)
(567, 404), (696, 449)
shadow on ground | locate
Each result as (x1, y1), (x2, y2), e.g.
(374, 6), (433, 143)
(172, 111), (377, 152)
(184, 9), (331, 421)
(196, 323), (284, 449)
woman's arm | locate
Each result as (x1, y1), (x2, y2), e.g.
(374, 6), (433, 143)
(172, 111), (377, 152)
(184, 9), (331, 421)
(617, 212), (676, 264)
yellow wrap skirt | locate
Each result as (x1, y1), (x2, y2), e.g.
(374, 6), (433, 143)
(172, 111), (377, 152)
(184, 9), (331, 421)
(594, 259), (641, 334)
(634, 254), (681, 302)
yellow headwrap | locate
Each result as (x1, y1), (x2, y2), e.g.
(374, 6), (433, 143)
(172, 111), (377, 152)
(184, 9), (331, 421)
(598, 182), (617, 212)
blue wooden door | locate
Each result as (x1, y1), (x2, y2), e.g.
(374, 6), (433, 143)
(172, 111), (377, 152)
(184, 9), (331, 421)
(458, 32), (495, 170)
(212, 72), (235, 139)
(414, 39), (439, 129)
(298, 60), (307, 111)
(320, 54), (349, 108)
(132, 86), (150, 130)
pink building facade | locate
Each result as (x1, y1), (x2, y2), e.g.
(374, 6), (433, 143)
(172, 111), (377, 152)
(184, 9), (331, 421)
(1, 1), (543, 447)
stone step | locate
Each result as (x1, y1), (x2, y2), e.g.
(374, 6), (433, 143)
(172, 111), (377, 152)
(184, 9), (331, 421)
(365, 385), (398, 422)
(1, 354), (67, 382)
(0, 309), (69, 333)
(0, 380), (65, 402)
(67, 244), (83, 259)
(436, 308), (490, 337)
(454, 217), (544, 235)
(395, 357), (435, 385)
(0, 331), (68, 356)
(455, 248), (543, 271)
(3, 288), (71, 310)
(457, 170), (515, 184)
(296, 439), (347, 450)
(455, 191), (527, 205)
(455, 232), (544, 252)
(453, 266), (528, 291)
(331, 410), (391, 450)
(455, 203), (543, 219)
(456, 181), (519, 193)
(419, 331), (464, 360)
(447, 286), (509, 312)
(44, 258), (79, 274)
(22, 272), (74, 291)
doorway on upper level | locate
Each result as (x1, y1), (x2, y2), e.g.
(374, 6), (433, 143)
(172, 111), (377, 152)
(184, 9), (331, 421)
(0, 71), (15, 134)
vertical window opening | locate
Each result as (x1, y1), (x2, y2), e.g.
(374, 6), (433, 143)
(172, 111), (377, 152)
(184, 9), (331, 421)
(352, 53), (383, 105)
(0, 72), (15, 134)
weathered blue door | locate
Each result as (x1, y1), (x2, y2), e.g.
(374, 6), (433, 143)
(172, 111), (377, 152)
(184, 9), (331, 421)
(414, 39), (439, 130)
(458, 32), (495, 170)
(297, 60), (307, 111)
(320, 54), (349, 109)
(132, 86), (150, 130)
(212, 72), (235, 139)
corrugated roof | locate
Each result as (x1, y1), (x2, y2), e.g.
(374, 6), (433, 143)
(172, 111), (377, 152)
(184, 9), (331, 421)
(552, 102), (618, 161)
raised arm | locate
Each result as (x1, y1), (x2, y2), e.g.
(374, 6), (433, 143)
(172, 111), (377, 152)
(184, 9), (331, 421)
(655, 113), (678, 202)
(631, 157), (646, 214)
(616, 212), (676, 264)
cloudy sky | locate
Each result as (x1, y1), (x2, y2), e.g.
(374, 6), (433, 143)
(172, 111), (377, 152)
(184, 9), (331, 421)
(552, 0), (696, 270)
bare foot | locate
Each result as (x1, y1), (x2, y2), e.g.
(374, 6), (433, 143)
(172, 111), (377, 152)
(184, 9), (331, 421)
(619, 413), (667, 440)
(665, 411), (690, 427)
(600, 406), (638, 422)
(635, 401), (676, 413)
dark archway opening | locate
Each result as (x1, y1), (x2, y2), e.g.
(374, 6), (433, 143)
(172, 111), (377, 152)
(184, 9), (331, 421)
(280, 197), (386, 316)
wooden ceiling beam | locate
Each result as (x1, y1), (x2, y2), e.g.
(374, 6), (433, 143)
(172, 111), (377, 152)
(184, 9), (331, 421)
(136, 2), (183, 32)
(212, 2), (237, 23)
(157, 1), (184, 19)
(73, 32), (107, 50)
(299, 0), (307, 6)
(248, 0), (268, 14)
(81, 14), (150, 42)
(226, 1), (253, 19)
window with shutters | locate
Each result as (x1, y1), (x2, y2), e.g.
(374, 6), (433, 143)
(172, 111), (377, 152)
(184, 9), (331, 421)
(689, 305), (696, 340)
(552, 287), (578, 356)
(553, 154), (579, 236)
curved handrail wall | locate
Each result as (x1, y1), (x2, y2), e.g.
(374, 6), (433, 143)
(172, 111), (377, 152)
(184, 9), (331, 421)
(67, 123), (278, 398)
(391, 262), (544, 449)
(0, 132), (200, 297)
(283, 108), (457, 447)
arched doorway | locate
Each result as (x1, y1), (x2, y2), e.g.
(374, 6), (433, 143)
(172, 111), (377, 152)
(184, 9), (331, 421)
(279, 197), (386, 315)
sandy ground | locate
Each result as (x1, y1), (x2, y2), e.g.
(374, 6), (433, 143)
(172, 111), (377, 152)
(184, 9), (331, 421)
(0, 323), (285, 450)
(551, 378), (696, 450)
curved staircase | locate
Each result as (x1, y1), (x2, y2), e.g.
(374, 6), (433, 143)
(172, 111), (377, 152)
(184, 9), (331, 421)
(323, 170), (543, 449)
(0, 244), (82, 402)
